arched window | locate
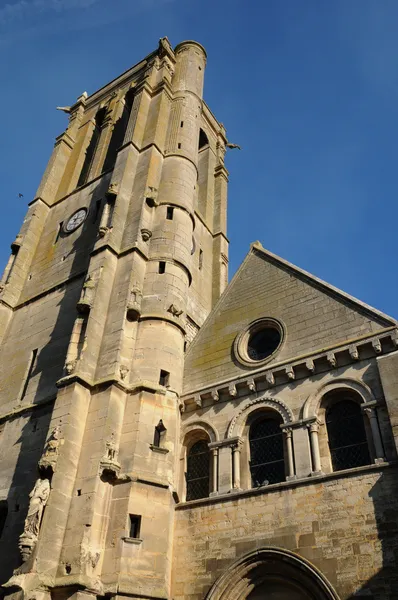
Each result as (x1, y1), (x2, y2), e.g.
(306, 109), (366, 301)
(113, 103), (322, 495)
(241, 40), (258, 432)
(77, 107), (106, 187)
(326, 399), (370, 471)
(186, 440), (210, 501)
(249, 415), (285, 486)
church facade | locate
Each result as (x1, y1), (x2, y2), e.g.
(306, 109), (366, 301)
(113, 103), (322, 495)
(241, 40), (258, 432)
(1, 38), (398, 600)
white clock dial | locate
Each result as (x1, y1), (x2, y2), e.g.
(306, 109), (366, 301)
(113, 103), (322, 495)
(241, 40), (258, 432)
(64, 208), (87, 233)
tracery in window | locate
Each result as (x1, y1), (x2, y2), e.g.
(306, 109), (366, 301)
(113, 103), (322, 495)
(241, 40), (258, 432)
(326, 398), (370, 471)
(249, 415), (285, 486)
(186, 439), (210, 501)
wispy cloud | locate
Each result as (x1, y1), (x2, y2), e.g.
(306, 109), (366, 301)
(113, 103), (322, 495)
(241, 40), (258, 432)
(0, 0), (176, 44)
(0, 0), (100, 26)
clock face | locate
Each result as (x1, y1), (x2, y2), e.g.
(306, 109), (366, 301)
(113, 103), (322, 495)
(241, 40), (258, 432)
(64, 208), (87, 233)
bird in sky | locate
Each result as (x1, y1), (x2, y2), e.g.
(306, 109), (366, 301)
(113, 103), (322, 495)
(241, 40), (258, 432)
(18, 193), (24, 198)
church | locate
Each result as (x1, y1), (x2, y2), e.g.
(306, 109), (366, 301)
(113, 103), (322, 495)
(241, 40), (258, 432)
(0, 37), (398, 600)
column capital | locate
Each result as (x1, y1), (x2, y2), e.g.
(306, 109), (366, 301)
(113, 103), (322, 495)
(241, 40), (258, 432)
(208, 436), (243, 450)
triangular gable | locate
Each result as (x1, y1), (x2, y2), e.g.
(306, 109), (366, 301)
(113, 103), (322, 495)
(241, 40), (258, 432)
(183, 242), (396, 394)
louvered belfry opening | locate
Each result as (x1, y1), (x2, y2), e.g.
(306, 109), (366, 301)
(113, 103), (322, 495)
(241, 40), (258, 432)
(249, 415), (285, 487)
(186, 439), (210, 501)
(326, 397), (370, 471)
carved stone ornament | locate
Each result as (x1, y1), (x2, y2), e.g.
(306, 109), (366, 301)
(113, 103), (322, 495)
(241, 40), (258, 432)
(391, 330), (398, 347)
(372, 339), (382, 354)
(99, 435), (121, 479)
(107, 182), (118, 197)
(266, 372), (275, 386)
(119, 365), (129, 381)
(285, 366), (295, 380)
(349, 345), (359, 360)
(306, 358), (315, 373)
(247, 378), (256, 392)
(98, 225), (110, 238)
(211, 389), (219, 402)
(19, 478), (51, 562)
(65, 359), (77, 375)
(327, 352), (336, 368)
(228, 383), (237, 397)
(141, 228), (152, 242)
(126, 284), (142, 321)
(11, 234), (23, 252)
(38, 426), (62, 474)
(168, 304), (183, 318)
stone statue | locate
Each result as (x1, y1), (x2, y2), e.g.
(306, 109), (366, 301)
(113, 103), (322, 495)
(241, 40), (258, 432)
(39, 426), (62, 473)
(24, 479), (50, 537)
(19, 478), (51, 561)
(77, 274), (96, 313)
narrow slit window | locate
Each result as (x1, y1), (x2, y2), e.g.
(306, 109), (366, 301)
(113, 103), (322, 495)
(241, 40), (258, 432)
(153, 420), (166, 447)
(159, 370), (170, 387)
(199, 249), (203, 270)
(159, 261), (166, 274)
(178, 143), (182, 149)
(166, 206), (174, 220)
(129, 514), (141, 539)
(20, 348), (38, 401)
(92, 200), (101, 223)
(180, 121), (184, 127)
(54, 222), (63, 244)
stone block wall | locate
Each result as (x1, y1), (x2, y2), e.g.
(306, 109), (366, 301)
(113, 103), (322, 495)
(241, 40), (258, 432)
(172, 466), (398, 600)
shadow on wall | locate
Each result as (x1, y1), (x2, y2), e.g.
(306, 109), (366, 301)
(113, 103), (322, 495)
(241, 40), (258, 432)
(0, 177), (106, 586)
(347, 466), (398, 600)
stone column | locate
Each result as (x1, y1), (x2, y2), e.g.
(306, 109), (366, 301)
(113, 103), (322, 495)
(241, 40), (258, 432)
(308, 421), (322, 475)
(363, 406), (385, 462)
(211, 447), (218, 494)
(283, 427), (296, 480)
(231, 440), (243, 490)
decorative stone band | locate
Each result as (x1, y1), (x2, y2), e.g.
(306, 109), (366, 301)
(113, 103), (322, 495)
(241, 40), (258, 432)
(182, 327), (398, 411)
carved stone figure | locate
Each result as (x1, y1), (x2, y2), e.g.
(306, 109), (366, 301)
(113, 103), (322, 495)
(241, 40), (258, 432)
(99, 435), (121, 480)
(119, 365), (129, 380)
(65, 359), (77, 375)
(19, 478), (51, 561)
(168, 304), (184, 317)
(126, 283), (142, 320)
(38, 426), (62, 473)
(77, 274), (96, 313)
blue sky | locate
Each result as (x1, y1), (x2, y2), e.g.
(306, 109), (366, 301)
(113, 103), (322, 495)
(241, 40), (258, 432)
(1, 0), (398, 317)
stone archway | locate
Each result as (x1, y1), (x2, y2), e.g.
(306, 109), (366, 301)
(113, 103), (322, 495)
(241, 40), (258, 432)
(205, 548), (340, 600)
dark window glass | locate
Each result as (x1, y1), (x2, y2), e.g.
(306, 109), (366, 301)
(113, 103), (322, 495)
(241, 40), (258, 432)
(186, 440), (210, 501)
(249, 417), (285, 486)
(77, 108), (106, 187)
(326, 399), (370, 471)
(247, 327), (280, 361)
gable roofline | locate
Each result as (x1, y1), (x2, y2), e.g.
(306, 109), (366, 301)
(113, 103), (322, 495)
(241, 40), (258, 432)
(251, 241), (397, 326)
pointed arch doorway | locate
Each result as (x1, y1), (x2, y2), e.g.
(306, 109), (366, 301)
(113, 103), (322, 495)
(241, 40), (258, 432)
(205, 548), (340, 600)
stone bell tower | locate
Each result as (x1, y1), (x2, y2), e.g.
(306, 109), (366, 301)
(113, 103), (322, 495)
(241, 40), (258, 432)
(0, 38), (228, 600)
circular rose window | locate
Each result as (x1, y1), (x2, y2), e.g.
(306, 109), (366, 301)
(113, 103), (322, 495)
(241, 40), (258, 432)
(234, 318), (284, 367)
